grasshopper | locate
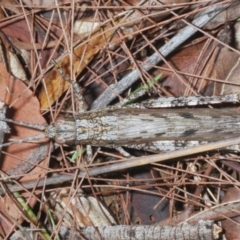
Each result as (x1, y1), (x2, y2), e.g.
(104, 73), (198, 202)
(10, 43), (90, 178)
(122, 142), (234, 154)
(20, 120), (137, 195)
(1, 92), (239, 155)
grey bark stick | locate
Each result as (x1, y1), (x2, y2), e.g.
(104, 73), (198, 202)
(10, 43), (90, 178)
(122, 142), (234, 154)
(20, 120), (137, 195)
(9, 220), (222, 240)
(79, 221), (221, 240)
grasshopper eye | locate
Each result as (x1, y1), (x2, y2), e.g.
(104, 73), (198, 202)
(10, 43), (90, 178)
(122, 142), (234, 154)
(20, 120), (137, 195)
(54, 136), (66, 144)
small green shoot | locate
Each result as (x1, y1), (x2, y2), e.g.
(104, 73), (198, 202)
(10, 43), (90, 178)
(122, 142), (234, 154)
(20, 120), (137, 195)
(125, 73), (162, 105)
(69, 149), (86, 163)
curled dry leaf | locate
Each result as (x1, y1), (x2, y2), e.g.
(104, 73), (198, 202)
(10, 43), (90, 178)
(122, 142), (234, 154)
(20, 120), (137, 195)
(0, 33), (28, 83)
(0, 64), (48, 234)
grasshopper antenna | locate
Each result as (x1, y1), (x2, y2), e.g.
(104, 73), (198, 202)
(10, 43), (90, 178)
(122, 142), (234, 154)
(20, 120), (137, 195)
(0, 133), (48, 147)
(0, 118), (48, 147)
(1, 118), (47, 131)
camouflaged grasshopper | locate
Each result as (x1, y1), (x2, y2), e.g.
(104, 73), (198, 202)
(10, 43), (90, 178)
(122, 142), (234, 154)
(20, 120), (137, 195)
(1, 90), (239, 155)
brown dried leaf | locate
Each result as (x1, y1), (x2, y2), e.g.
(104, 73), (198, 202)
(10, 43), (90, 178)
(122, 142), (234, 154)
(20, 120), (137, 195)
(160, 23), (240, 97)
(159, 41), (216, 96)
